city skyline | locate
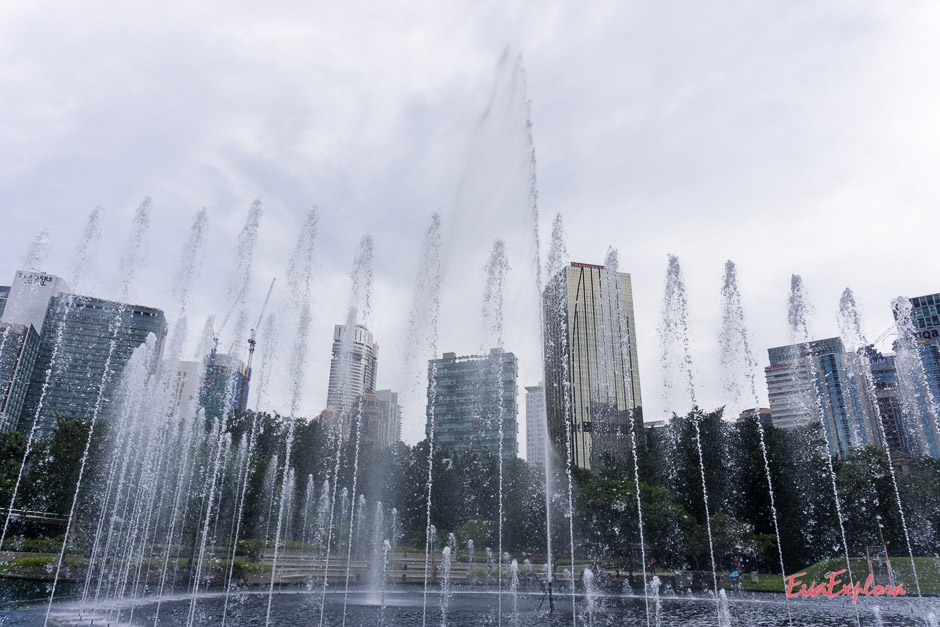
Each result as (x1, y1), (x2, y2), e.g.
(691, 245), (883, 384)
(2, 261), (937, 459)
(2, 3), (939, 449)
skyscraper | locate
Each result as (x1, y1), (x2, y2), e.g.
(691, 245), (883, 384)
(426, 349), (518, 460)
(0, 322), (40, 430)
(867, 349), (916, 456)
(892, 292), (940, 457)
(525, 384), (547, 467)
(326, 324), (378, 417)
(20, 293), (167, 434)
(764, 337), (881, 455)
(0, 285), (9, 318)
(199, 349), (250, 420)
(375, 389), (402, 448)
(542, 262), (643, 471)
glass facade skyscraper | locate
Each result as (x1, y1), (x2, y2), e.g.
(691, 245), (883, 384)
(426, 349), (518, 460)
(765, 337), (881, 456)
(0, 285), (9, 318)
(199, 350), (249, 420)
(868, 349), (916, 455)
(543, 262), (643, 471)
(0, 322), (41, 431)
(893, 292), (940, 457)
(19, 293), (166, 434)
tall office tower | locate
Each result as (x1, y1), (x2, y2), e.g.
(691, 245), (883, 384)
(892, 292), (940, 457)
(326, 324), (378, 417)
(0, 271), (70, 431)
(764, 337), (881, 456)
(20, 293), (166, 435)
(525, 384), (547, 468)
(0, 271), (70, 333)
(0, 323), (41, 430)
(867, 349), (916, 456)
(425, 349), (518, 460)
(375, 389), (402, 448)
(199, 349), (250, 420)
(542, 262), (643, 471)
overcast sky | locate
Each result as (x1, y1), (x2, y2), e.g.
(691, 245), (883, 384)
(2, 1), (939, 452)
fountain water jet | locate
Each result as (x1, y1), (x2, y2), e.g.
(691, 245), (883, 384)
(316, 235), (374, 627)
(222, 415), (261, 625)
(659, 254), (720, 621)
(582, 567), (597, 625)
(339, 237), (375, 626)
(440, 545), (452, 626)
(509, 558), (519, 625)
(543, 214), (576, 620)
(21, 228), (52, 271)
(265, 208), (318, 625)
(116, 197), (152, 302)
(839, 288), (921, 597)
(604, 246), (650, 626)
(67, 206), (104, 292)
(718, 260), (788, 599)
(788, 275), (859, 627)
(482, 238), (510, 622)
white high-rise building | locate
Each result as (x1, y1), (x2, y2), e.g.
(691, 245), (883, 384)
(525, 384), (547, 467)
(0, 271), (70, 334)
(326, 324), (378, 417)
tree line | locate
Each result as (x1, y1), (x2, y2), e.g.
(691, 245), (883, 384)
(1, 407), (938, 577)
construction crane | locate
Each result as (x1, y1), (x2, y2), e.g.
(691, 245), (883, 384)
(247, 278), (276, 374)
(238, 278), (275, 412)
(872, 324), (897, 350)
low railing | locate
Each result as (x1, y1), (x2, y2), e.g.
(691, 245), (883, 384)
(0, 508), (69, 525)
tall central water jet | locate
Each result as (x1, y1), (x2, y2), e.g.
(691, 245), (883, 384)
(410, 213), (443, 627)
(265, 208), (318, 626)
(482, 239), (510, 622)
(317, 234), (374, 627)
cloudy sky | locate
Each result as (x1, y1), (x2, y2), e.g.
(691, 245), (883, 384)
(2, 1), (939, 451)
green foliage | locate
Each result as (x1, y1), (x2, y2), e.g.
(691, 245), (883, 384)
(3, 406), (939, 588)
